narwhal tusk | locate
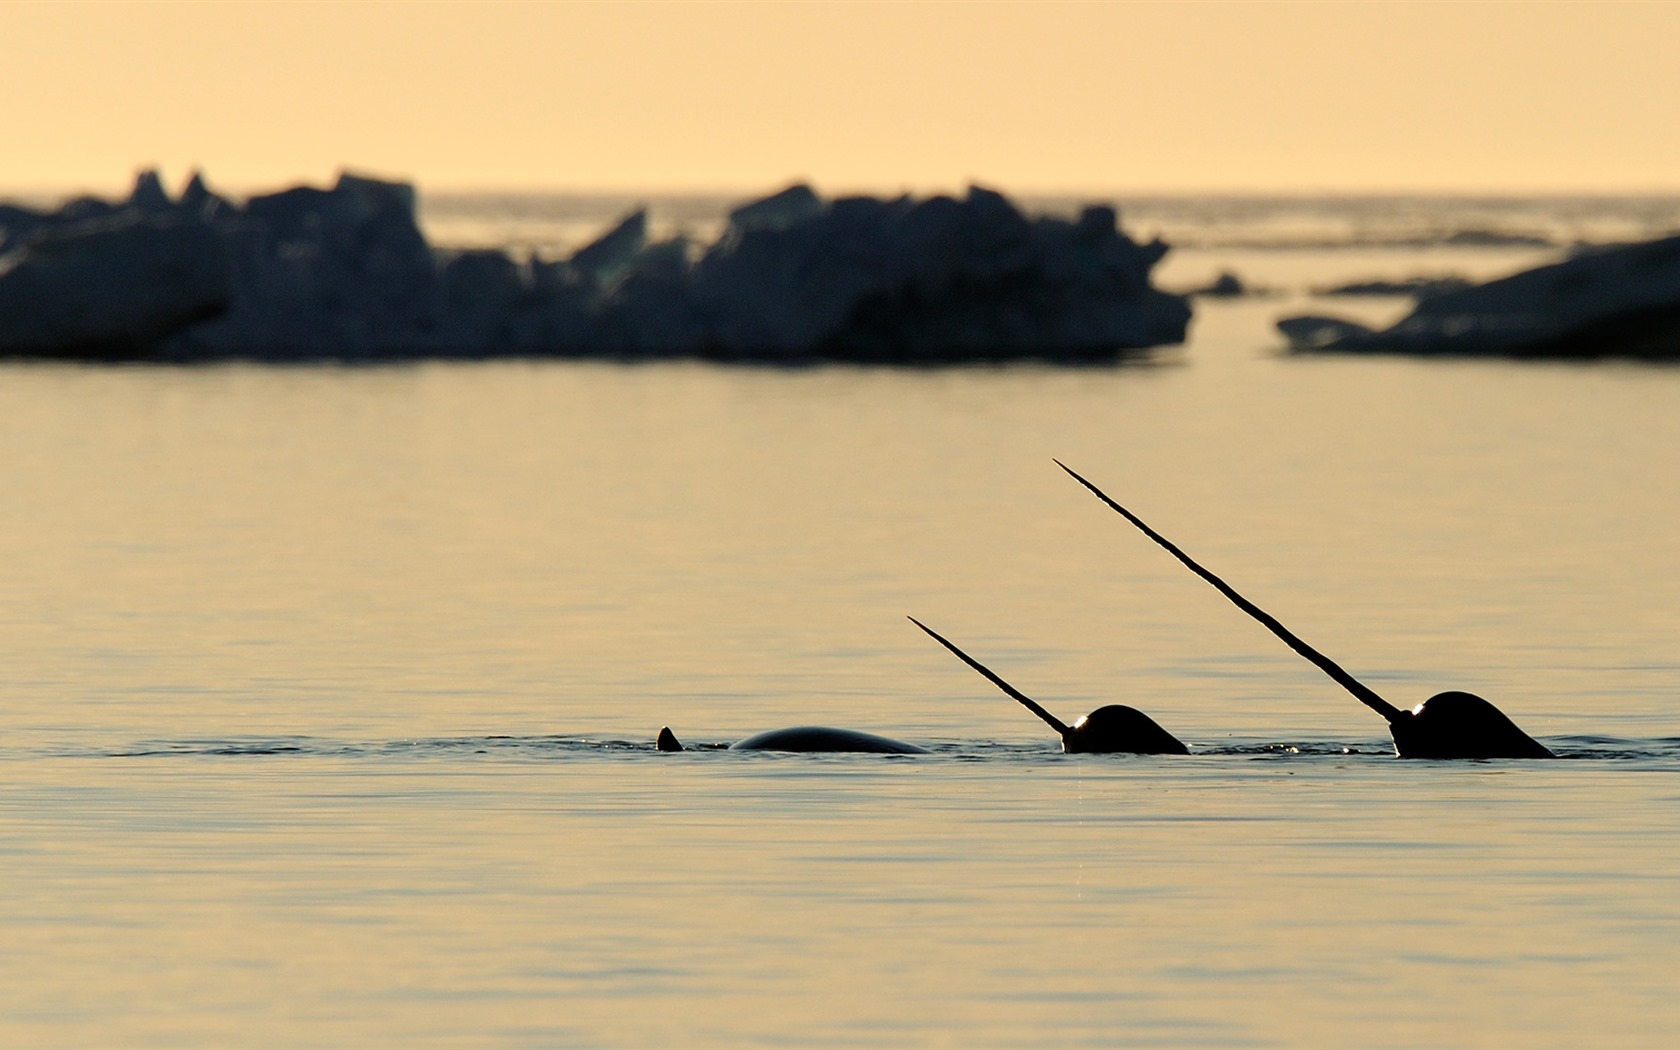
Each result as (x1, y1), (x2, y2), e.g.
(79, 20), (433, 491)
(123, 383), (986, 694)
(1053, 459), (1406, 725)
(908, 615), (1072, 736)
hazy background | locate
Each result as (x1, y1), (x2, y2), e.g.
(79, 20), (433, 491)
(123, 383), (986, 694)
(4, 0), (1679, 197)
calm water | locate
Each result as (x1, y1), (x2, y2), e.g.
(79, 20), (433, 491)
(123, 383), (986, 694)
(2, 198), (1679, 1046)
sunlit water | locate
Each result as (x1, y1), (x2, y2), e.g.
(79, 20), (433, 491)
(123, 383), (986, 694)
(3, 197), (1679, 1046)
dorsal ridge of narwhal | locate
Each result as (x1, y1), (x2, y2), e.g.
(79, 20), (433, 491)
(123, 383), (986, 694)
(908, 616), (1188, 755)
(1053, 459), (1553, 760)
(656, 724), (927, 754)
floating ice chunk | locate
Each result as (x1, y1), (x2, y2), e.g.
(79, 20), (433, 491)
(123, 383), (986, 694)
(127, 169), (172, 213)
(569, 209), (647, 286)
(0, 213), (231, 357)
(1191, 271), (1248, 298)
(727, 183), (822, 234)
(1279, 234), (1680, 357)
(0, 173), (1190, 362)
(1275, 315), (1376, 351)
(689, 182), (1188, 361)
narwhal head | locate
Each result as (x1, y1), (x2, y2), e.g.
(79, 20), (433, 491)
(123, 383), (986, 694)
(1387, 691), (1553, 759)
(1062, 704), (1190, 755)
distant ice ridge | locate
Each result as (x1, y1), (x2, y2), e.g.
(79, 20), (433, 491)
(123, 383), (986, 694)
(1278, 234), (1680, 358)
(0, 171), (1190, 363)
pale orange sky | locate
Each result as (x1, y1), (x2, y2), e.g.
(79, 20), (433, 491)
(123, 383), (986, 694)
(4, 0), (1679, 197)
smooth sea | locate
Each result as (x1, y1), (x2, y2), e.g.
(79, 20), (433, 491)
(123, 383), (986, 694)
(3, 191), (1678, 1047)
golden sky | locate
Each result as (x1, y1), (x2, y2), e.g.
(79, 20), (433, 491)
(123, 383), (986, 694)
(4, 0), (1679, 196)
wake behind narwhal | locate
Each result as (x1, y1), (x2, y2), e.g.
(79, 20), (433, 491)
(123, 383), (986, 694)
(1054, 460), (1553, 759)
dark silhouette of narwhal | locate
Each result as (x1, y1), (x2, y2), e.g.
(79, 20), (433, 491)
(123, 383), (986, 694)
(656, 725), (927, 754)
(908, 616), (1188, 754)
(1054, 460), (1553, 759)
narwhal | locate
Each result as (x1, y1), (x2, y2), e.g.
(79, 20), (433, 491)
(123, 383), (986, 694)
(908, 616), (1189, 754)
(1054, 460), (1554, 759)
(655, 725), (928, 754)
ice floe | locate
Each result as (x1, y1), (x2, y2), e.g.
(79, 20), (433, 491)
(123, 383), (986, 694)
(0, 171), (1190, 363)
(1279, 235), (1680, 358)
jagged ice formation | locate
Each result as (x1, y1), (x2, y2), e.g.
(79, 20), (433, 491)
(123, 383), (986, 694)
(0, 171), (1191, 364)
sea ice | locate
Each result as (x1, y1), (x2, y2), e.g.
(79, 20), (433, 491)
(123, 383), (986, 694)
(0, 211), (230, 357)
(0, 170), (1190, 363)
(1279, 235), (1680, 358)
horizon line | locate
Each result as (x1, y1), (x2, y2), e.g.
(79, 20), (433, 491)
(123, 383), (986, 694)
(6, 174), (1680, 204)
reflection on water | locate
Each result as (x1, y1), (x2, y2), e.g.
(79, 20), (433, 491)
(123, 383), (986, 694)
(2, 238), (1680, 1044)
(3, 740), (1678, 1046)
